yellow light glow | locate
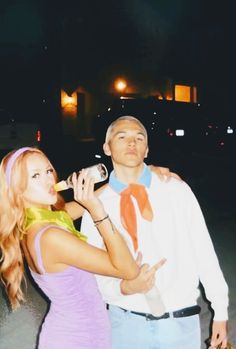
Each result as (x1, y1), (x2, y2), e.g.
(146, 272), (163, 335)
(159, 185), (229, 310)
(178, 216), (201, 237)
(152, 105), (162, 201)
(64, 95), (74, 105)
(192, 86), (197, 103)
(61, 90), (77, 108)
(61, 90), (77, 117)
(114, 79), (127, 92)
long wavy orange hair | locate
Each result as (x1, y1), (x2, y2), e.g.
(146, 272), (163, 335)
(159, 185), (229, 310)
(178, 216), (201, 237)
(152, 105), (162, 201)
(0, 148), (65, 310)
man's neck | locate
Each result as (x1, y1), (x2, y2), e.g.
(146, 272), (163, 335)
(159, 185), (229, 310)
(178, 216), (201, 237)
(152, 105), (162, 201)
(113, 163), (145, 184)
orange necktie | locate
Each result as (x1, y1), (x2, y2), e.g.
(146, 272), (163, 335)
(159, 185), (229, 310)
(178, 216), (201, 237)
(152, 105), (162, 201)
(120, 183), (153, 251)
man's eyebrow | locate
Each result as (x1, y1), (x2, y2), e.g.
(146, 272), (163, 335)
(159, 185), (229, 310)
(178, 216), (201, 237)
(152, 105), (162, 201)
(113, 130), (126, 136)
(113, 130), (146, 136)
(137, 131), (146, 136)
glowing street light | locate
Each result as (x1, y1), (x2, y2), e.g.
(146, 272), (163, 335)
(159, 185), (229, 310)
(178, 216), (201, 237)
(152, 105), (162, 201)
(114, 79), (127, 93)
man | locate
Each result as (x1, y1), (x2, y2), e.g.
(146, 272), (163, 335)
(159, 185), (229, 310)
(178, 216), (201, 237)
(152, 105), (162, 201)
(81, 116), (228, 349)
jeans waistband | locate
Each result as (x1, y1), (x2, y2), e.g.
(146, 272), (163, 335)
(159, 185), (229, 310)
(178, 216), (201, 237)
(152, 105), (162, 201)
(106, 304), (201, 321)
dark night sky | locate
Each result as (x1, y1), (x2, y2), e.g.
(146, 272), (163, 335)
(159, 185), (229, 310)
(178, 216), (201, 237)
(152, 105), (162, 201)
(0, 0), (235, 121)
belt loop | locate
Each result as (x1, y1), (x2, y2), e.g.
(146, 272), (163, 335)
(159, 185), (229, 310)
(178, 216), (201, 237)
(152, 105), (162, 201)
(169, 311), (174, 319)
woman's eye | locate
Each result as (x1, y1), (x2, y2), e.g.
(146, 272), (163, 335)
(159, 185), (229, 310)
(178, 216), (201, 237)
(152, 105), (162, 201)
(47, 168), (54, 175)
(32, 173), (40, 179)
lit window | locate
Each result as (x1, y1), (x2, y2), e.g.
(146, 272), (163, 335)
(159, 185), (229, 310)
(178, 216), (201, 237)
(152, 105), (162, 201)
(175, 85), (191, 103)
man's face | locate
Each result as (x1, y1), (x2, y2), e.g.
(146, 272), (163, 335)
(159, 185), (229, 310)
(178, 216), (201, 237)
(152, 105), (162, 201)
(103, 119), (149, 168)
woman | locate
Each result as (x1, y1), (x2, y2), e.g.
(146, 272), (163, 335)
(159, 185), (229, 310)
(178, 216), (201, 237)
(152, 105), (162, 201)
(0, 147), (140, 349)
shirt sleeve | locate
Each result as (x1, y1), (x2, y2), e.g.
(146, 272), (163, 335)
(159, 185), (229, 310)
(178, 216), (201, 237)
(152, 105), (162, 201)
(183, 182), (229, 320)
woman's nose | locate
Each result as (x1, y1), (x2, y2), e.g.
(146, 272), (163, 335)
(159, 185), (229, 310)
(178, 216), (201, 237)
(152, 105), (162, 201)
(46, 175), (54, 185)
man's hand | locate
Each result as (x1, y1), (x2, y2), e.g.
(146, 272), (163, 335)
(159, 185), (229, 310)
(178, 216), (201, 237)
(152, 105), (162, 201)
(149, 165), (182, 182)
(120, 256), (166, 295)
(208, 320), (228, 349)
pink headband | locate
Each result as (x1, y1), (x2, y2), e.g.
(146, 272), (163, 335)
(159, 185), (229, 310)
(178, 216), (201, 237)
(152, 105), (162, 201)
(5, 147), (30, 186)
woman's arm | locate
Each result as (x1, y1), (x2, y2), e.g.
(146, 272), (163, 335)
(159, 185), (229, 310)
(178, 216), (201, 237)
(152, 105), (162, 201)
(40, 222), (138, 280)
(65, 200), (85, 220)
(48, 171), (138, 279)
(65, 183), (108, 220)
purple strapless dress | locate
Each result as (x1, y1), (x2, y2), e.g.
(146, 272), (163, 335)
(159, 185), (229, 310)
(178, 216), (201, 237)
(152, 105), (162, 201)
(30, 225), (111, 349)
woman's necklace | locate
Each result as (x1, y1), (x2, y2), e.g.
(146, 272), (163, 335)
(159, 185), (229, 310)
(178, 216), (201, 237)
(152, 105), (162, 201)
(24, 207), (87, 241)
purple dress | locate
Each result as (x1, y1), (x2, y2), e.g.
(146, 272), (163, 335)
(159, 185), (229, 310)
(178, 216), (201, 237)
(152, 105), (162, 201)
(30, 225), (111, 349)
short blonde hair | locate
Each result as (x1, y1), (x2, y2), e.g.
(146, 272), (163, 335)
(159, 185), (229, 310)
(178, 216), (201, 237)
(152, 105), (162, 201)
(104, 116), (148, 143)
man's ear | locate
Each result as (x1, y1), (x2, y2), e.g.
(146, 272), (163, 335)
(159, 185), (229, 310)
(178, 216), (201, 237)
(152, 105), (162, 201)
(144, 146), (149, 158)
(103, 142), (111, 156)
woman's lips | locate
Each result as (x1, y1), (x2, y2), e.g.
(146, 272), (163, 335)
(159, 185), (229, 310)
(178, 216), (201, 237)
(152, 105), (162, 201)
(49, 186), (56, 195)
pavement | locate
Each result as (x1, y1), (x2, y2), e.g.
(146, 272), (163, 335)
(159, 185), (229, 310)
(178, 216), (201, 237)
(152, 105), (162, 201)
(0, 143), (235, 349)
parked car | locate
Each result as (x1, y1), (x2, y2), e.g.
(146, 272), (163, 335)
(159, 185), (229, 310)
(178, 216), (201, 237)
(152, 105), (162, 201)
(0, 109), (41, 158)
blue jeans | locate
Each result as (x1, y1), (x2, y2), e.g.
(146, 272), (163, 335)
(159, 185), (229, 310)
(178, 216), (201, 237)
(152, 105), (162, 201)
(108, 305), (201, 349)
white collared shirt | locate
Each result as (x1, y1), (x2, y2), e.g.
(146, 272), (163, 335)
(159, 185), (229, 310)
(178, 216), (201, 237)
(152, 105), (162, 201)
(81, 174), (228, 320)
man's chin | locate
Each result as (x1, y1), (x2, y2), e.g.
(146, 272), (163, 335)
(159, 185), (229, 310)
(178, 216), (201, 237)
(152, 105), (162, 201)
(121, 160), (144, 168)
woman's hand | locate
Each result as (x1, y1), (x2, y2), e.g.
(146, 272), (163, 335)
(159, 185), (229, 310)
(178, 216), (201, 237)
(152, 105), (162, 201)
(65, 183), (108, 220)
(71, 170), (106, 219)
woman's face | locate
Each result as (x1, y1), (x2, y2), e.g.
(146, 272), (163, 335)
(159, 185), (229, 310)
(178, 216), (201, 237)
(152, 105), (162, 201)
(22, 153), (57, 209)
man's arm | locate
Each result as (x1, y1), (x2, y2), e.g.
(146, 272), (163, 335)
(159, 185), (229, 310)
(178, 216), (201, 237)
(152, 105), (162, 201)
(184, 182), (228, 320)
(182, 182), (228, 347)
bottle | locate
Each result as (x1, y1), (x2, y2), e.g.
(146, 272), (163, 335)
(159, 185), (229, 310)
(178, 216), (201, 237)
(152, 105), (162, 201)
(54, 163), (108, 191)
(145, 285), (166, 316)
(217, 344), (234, 349)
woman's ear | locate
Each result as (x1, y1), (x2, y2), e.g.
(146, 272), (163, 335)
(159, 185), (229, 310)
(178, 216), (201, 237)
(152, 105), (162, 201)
(144, 146), (149, 158)
(103, 143), (111, 156)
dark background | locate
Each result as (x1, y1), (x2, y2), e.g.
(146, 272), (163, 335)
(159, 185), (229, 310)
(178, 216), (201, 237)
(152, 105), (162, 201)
(0, 3), (236, 348)
(0, 0), (235, 128)
(1, 0), (235, 197)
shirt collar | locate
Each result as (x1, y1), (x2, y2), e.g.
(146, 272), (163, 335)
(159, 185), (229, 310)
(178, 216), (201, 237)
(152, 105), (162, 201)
(109, 163), (151, 194)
